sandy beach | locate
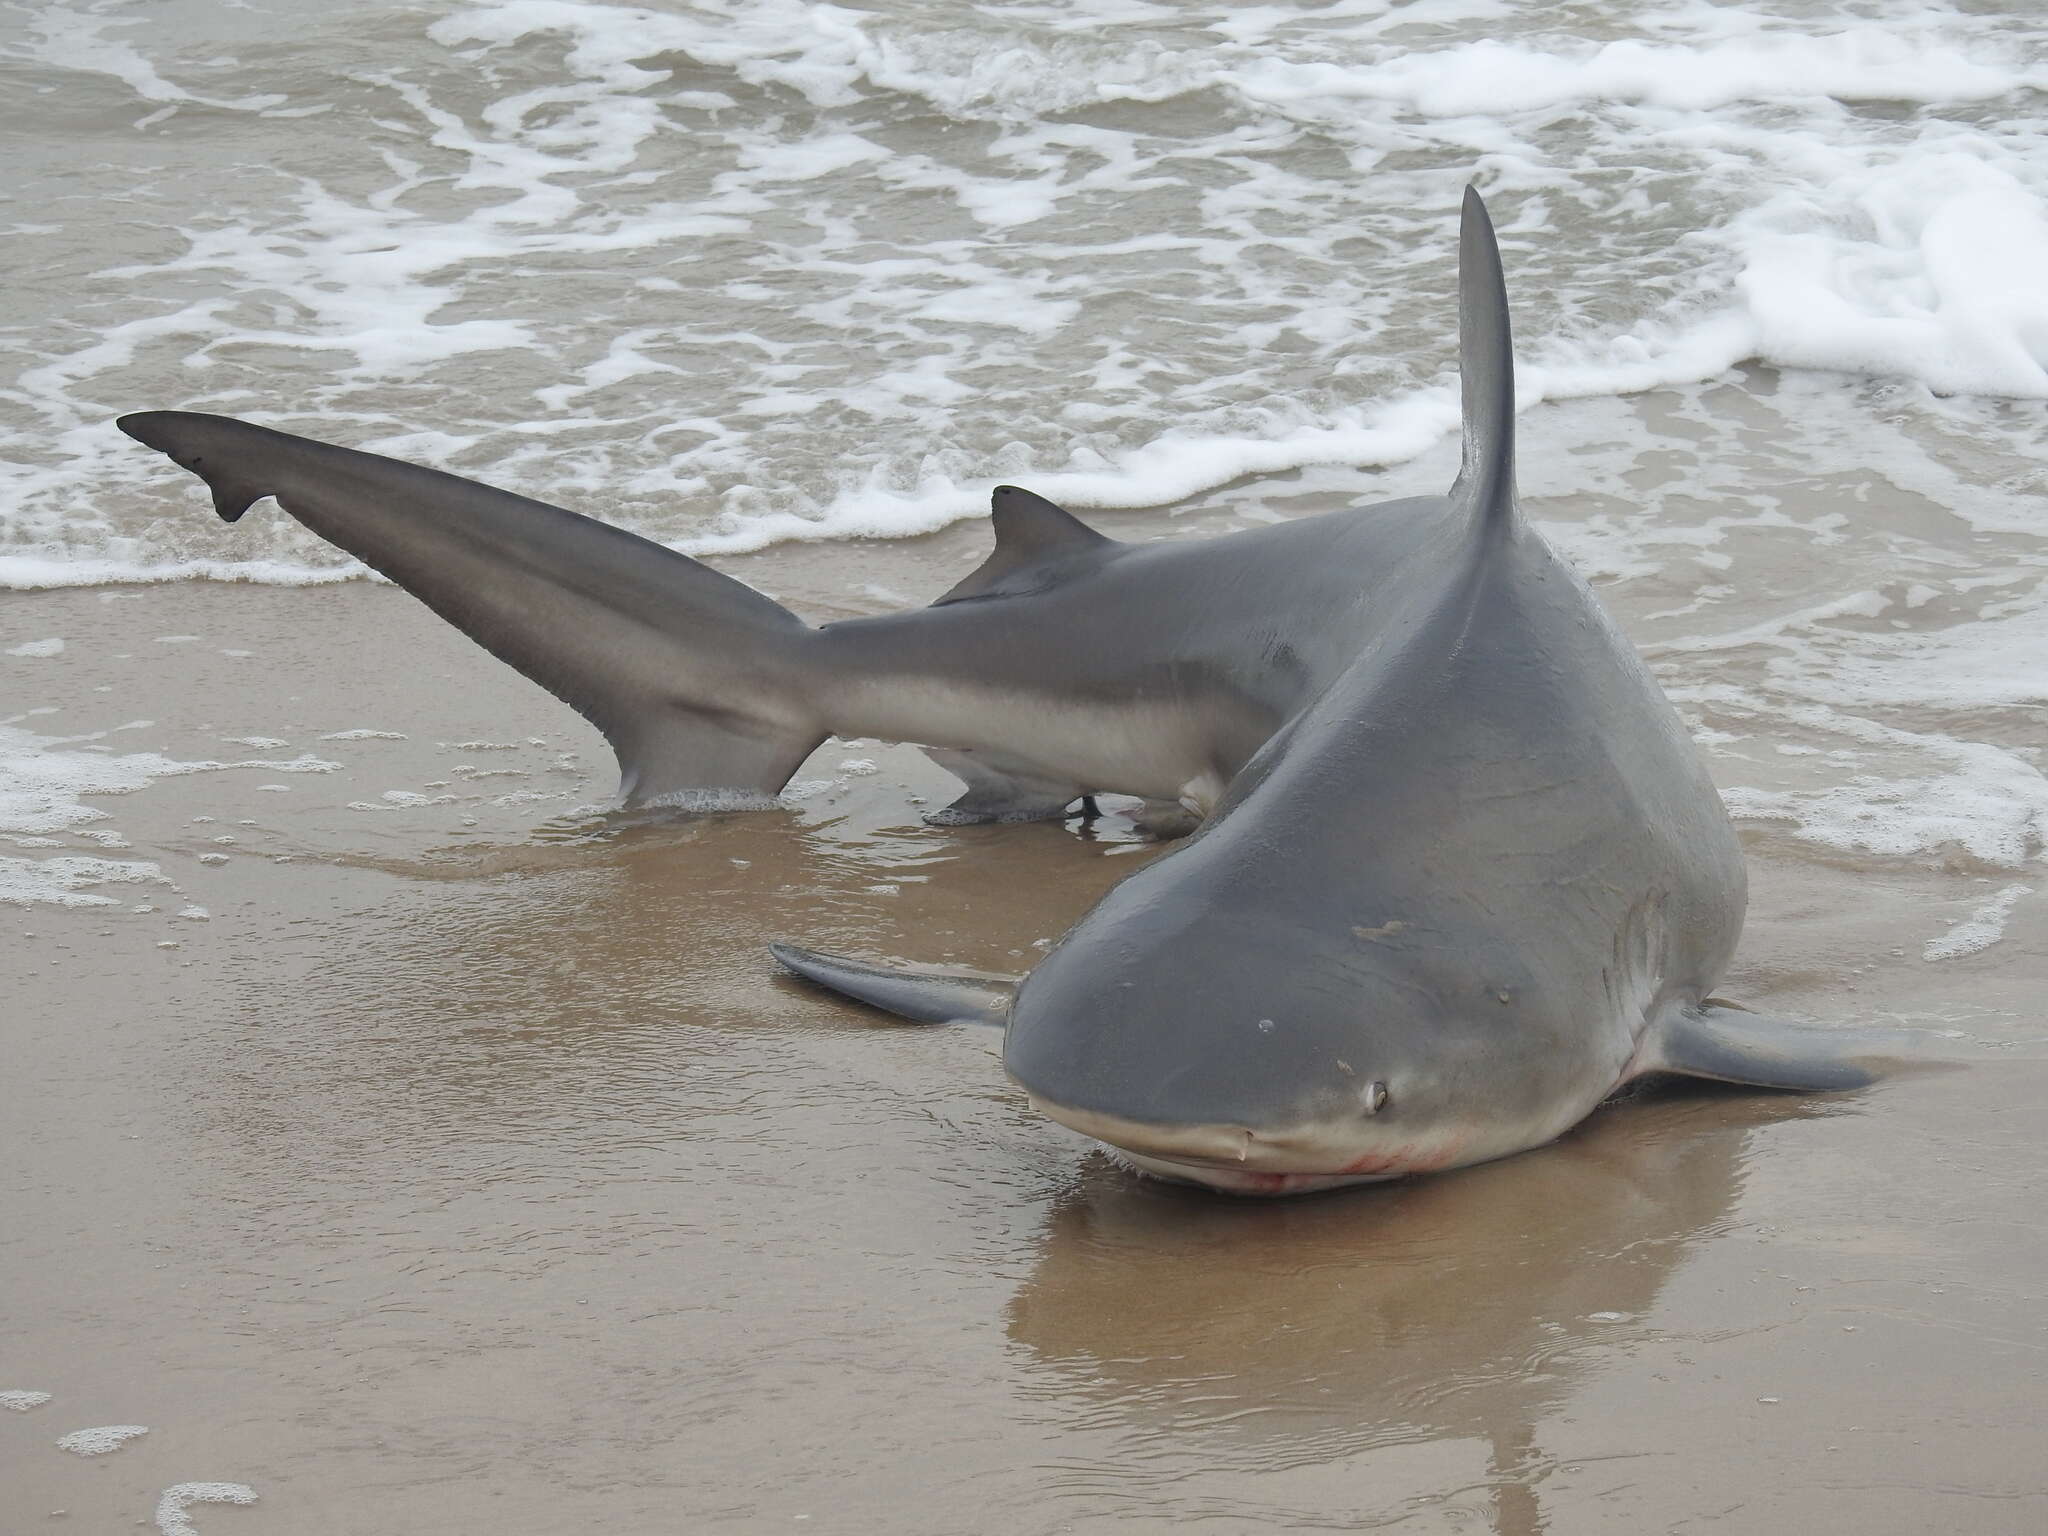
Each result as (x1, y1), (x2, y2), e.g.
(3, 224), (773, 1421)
(6, 1), (2048, 1522)
(5, 398), (2046, 1530)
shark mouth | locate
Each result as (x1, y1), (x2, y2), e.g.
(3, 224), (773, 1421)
(1109, 1150), (1412, 1198)
(1027, 1095), (1473, 1199)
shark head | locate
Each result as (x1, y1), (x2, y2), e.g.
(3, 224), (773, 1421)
(999, 850), (1614, 1197)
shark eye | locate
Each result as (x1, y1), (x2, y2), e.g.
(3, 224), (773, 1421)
(1362, 1080), (1389, 1115)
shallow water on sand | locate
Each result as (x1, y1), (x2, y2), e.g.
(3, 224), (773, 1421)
(5, 379), (2048, 1527)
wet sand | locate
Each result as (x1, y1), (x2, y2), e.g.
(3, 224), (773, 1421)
(5, 405), (2047, 1532)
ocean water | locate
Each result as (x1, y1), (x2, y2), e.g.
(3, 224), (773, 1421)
(2, 0), (2046, 903)
(4, 0), (2043, 568)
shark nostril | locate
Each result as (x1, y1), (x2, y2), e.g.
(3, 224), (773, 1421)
(1362, 1081), (1389, 1115)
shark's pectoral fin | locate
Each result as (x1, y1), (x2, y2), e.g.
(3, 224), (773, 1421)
(769, 943), (1014, 1026)
(1634, 1001), (1934, 1092)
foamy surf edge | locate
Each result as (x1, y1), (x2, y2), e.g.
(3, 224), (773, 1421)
(155, 1482), (257, 1536)
(27, 145), (2048, 588)
(7, 1), (2046, 587)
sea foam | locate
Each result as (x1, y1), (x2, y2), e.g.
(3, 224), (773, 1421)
(1924, 884), (2033, 962)
(57, 1423), (149, 1455)
(0, 719), (339, 907)
(154, 1483), (258, 1536)
(2, 0), (2044, 580)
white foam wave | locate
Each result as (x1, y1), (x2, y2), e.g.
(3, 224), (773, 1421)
(0, 854), (167, 908)
(1721, 758), (2048, 870)
(0, 556), (369, 592)
(440, 4), (2041, 124)
(1225, 28), (2034, 117)
(0, 719), (338, 907)
(10, 6), (286, 113)
(428, 0), (1214, 120)
(154, 1483), (258, 1536)
(0, 721), (338, 836)
(0, 1390), (53, 1411)
(2, 0), (2045, 583)
(1727, 147), (2048, 399)
(678, 386), (1461, 554)
(1924, 883), (2032, 961)
(57, 1424), (149, 1456)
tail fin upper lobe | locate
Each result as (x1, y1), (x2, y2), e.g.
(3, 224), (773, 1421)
(119, 410), (826, 803)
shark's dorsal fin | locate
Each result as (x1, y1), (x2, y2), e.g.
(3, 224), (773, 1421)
(934, 485), (1113, 605)
(1448, 186), (1519, 538)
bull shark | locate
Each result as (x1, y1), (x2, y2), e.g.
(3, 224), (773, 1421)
(118, 189), (1917, 1196)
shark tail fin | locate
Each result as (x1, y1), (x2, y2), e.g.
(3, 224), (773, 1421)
(119, 410), (828, 804)
(1448, 186), (1519, 539)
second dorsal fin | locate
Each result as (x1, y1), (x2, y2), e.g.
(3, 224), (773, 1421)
(934, 485), (1113, 605)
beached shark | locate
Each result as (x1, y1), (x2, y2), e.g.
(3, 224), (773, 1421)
(118, 189), (1915, 1196)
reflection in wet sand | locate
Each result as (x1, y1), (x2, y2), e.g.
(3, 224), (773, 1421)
(1009, 1089), (1837, 1534)
(177, 758), (1160, 1205)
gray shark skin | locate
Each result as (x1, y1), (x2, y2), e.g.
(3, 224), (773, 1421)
(117, 424), (1438, 827)
(773, 190), (1927, 1194)
(118, 190), (1923, 1195)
